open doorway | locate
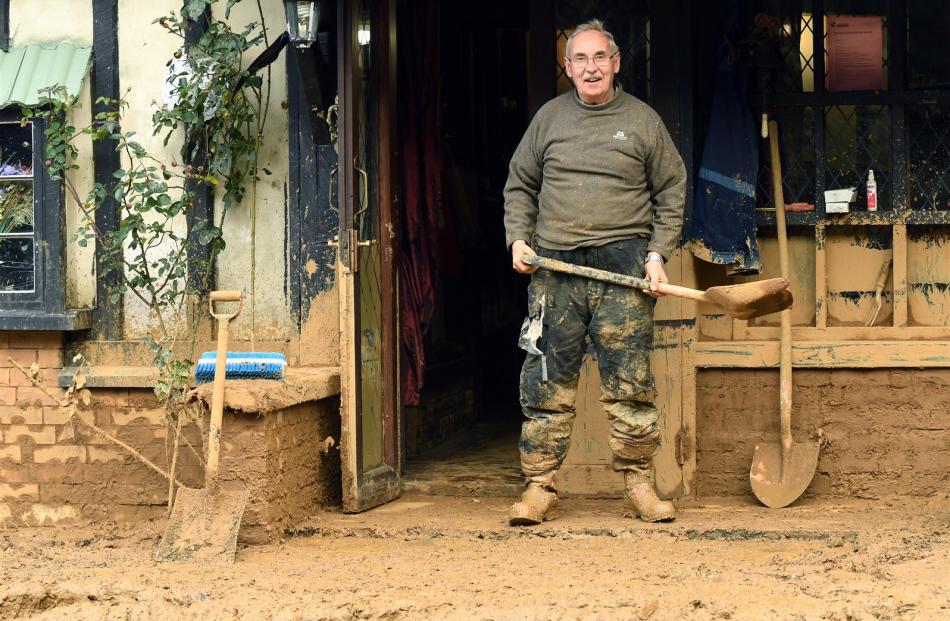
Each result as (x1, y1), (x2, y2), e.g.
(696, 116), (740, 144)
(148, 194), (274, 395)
(399, 1), (532, 496)
(396, 0), (654, 497)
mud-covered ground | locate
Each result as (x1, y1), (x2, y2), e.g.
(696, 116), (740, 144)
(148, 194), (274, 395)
(1, 494), (948, 620)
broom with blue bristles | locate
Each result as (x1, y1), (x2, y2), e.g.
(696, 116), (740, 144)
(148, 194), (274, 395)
(193, 288), (287, 383)
(194, 350), (287, 382)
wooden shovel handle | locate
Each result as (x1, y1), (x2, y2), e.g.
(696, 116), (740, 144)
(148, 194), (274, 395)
(210, 290), (243, 302)
(205, 290), (243, 490)
(209, 290), (243, 321)
(522, 255), (709, 303)
(769, 120), (794, 454)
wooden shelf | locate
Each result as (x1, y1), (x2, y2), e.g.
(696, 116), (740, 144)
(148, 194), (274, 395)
(692, 340), (950, 368)
(755, 209), (950, 227)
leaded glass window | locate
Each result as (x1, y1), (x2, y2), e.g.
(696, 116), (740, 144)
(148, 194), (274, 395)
(0, 121), (34, 292)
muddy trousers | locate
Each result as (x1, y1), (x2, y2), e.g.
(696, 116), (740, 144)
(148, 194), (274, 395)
(518, 238), (659, 488)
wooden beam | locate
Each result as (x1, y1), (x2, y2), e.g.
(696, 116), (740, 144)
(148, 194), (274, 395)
(0, 0), (9, 50)
(736, 326), (950, 341)
(892, 223), (907, 327)
(183, 8), (215, 295)
(91, 0), (122, 340)
(815, 223), (827, 327)
(693, 341), (950, 368)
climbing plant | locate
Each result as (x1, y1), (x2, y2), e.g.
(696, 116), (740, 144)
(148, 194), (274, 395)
(22, 0), (274, 505)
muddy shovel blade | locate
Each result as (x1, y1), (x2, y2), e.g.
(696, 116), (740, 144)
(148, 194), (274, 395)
(704, 279), (793, 320)
(156, 487), (250, 564)
(749, 441), (820, 508)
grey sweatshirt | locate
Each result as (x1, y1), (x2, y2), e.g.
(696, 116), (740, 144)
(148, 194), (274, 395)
(503, 87), (687, 258)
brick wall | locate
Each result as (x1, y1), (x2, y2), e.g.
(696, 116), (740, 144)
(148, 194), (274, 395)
(1, 361), (205, 525)
(223, 399), (341, 543)
(695, 369), (950, 499)
(1, 332), (342, 534)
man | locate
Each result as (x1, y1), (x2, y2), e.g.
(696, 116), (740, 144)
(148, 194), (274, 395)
(503, 19), (686, 525)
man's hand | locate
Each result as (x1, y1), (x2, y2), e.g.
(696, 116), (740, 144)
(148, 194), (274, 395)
(511, 240), (539, 274)
(644, 260), (668, 297)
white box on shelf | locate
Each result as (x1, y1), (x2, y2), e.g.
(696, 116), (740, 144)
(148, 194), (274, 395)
(824, 187), (857, 204)
(826, 201), (851, 214)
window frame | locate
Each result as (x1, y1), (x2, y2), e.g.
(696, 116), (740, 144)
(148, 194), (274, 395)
(0, 107), (86, 330)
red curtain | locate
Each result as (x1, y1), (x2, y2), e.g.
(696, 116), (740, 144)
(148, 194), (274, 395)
(398, 0), (441, 406)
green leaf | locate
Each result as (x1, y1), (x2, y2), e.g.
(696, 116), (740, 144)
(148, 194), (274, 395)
(183, 0), (209, 19)
(197, 226), (222, 246)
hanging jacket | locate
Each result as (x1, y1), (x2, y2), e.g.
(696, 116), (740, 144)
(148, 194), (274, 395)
(688, 54), (761, 275)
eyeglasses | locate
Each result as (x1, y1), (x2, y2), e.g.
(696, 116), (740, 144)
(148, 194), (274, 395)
(568, 51), (618, 67)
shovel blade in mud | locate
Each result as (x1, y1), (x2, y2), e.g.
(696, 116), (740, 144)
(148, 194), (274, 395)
(156, 487), (250, 564)
(749, 441), (820, 509)
(704, 279), (794, 320)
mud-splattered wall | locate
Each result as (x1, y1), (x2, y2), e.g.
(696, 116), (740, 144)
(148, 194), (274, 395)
(10, 0), (96, 309)
(8, 1), (326, 358)
(694, 368), (950, 498)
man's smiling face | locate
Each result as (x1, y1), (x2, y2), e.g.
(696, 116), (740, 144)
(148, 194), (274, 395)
(566, 30), (620, 105)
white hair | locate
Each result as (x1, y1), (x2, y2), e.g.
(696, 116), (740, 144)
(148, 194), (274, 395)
(566, 19), (620, 58)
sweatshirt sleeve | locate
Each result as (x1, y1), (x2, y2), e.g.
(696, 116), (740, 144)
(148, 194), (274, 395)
(503, 115), (544, 250)
(645, 118), (687, 259)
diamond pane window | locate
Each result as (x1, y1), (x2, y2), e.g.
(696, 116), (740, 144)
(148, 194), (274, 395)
(907, 104), (950, 210)
(0, 121), (35, 292)
(799, 12), (816, 92)
(824, 104), (891, 210)
(750, 3), (813, 94)
(757, 106), (816, 209)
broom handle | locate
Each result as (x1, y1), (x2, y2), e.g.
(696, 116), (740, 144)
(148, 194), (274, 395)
(769, 120), (794, 455)
(523, 255), (709, 303)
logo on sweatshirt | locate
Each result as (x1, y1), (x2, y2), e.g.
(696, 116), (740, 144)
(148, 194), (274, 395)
(613, 130), (627, 141)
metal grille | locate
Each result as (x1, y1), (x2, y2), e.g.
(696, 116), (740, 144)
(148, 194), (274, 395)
(907, 104), (950, 210)
(824, 104), (891, 209)
(555, 0), (651, 102)
(757, 106), (816, 209)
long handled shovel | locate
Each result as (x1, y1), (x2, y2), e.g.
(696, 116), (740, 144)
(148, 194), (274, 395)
(156, 290), (250, 563)
(749, 120), (820, 508)
(522, 255), (793, 320)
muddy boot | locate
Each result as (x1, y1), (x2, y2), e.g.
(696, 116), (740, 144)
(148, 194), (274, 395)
(623, 471), (676, 522)
(509, 482), (558, 526)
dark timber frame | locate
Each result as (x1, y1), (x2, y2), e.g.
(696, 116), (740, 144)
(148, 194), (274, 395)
(91, 0), (122, 339)
(0, 0), (9, 51)
(183, 7), (215, 294)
